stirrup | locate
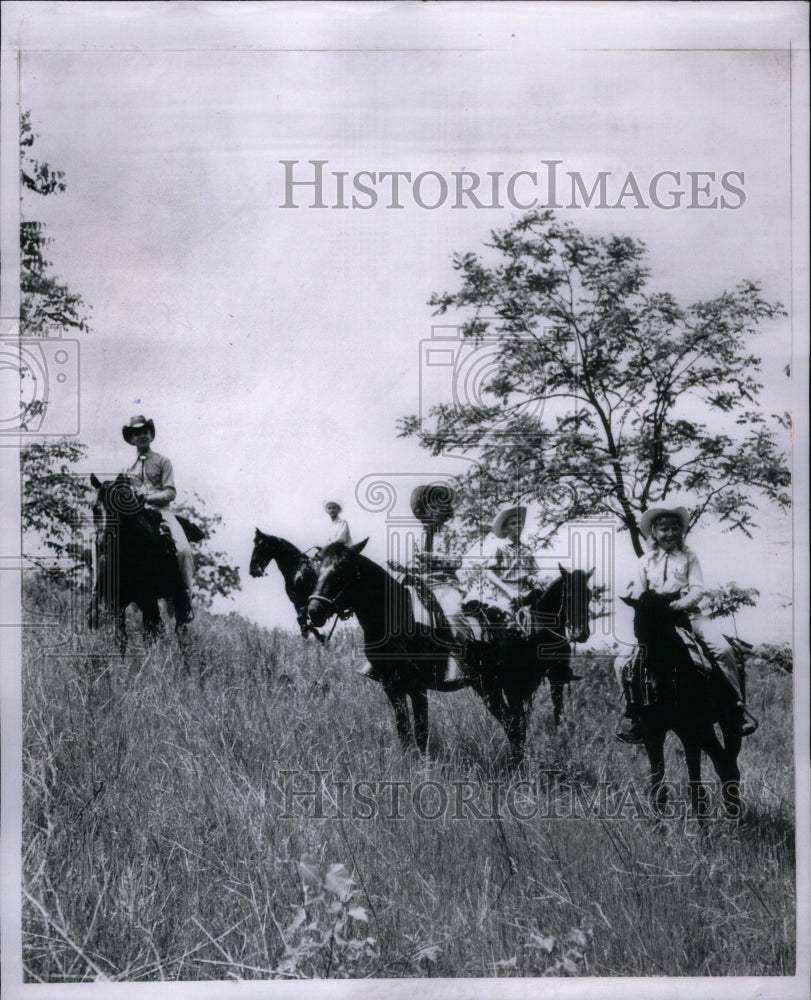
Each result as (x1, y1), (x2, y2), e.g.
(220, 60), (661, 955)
(737, 703), (759, 737)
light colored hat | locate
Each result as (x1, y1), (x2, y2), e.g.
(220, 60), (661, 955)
(639, 506), (689, 540)
(492, 505), (527, 539)
(323, 499), (343, 512)
(122, 414), (155, 443)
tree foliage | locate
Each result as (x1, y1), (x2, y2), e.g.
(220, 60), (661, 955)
(400, 210), (790, 556)
(20, 111), (91, 341)
(21, 438), (93, 580)
(18, 113), (240, 607)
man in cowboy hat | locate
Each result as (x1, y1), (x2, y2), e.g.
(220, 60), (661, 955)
(615, 504), (757, 744)
(323, 500), (352, 546)
(122, 415), (195, 623)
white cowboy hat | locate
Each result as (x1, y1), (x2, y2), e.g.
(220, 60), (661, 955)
(323, 499), (343, 512)
(492, 505), (527, 539)
(639, 506), (690, 540)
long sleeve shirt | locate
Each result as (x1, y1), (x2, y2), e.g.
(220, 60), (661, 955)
(325, 518), (352, 546)
(638, 545), (704, 609)
(126, 450), (177, 508)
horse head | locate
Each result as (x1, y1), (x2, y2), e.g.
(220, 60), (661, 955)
(90, 473), (146, 532)
(249, 529), (278, 578)
(621, 589), (685, 652)
(307, 538), (368, 628)
(521, 564), (593, 643)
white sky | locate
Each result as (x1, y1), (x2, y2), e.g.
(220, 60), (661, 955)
(1, 1), (807, 644)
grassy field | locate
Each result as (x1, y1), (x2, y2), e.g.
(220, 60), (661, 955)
(20, 574), (796, 982)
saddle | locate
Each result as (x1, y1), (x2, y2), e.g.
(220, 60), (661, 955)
(621, 629), (717, 708)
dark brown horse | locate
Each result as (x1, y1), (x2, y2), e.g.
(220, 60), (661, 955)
(249, 531), (323, 641)
(619, 591), (744, 817)
(88, 474), (193, 649)
(307, 540), (593, 765)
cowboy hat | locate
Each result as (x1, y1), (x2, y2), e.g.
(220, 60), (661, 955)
(639, 506), (689, 540)
(323, 499), (343, 512)
(410, 483), (456, 523)
(492, 505), (527, 539)
(122, 415), (155, 443)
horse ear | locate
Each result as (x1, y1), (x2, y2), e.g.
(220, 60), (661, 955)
(558, 562), (568, 576)
(90, 474), (102, 489)
(586, 568), (595, 580)
(620, 595), (637, 607)
(350, 538), (369, 555)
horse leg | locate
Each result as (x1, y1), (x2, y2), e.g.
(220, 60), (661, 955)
(505, 701), (528, 770)
(679, 734), (710, 819)
(115, 608), (127, 654)
(645, 733), (668, 814)
(410, 688), (429, 756)
(383, 684), (416, 752)
(546, 656), (569, 726)
(702, 726), (743, 819)
(142, 599), (164, 643)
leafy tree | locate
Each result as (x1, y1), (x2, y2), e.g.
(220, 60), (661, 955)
(19, 112), (94, 576)
(699, 583), (759, 637)
(20, 111), (91, 343)
(400, 210), (790, 557)
(18, 114), (240, 607)
(21, 438), (92, 580)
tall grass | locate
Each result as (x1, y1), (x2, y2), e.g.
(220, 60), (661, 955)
(21, 574), (795, 981)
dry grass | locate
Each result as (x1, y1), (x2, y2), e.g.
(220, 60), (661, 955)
(21, 574), (795, 981)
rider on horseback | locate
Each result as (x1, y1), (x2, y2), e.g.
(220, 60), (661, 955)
(616, 505), (757, 744)
(323, 500), (352, 546)
(122, 415), (195, 624)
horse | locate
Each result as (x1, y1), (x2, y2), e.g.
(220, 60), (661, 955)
(306, 539), (593, 765)
(619, 590), (744, 817)
(88, 474), (193, 649)
(249, 530), (323, 642)
(461, 564), (593, 756)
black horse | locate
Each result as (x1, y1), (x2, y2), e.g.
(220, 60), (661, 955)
(619, 590), (744, 817)
(307, 540), (593, 765)
(461, 564), (593, 756)
(88, 474), (195, 649)
(249, 530), (322, 641)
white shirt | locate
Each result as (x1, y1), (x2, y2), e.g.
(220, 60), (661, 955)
(325, 518), (351, 546)
(638, 545), (704, 607)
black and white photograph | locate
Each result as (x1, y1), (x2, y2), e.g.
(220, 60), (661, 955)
(1, 3), (808, 998)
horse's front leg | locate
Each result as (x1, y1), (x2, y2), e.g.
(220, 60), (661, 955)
(142, 599), (164, 642)
(546, 656), (569, 726)
(115, 608), (128, 654)
(680, 734), (710, 819)
(505, 700), (528, 770)
(383, 683), (416, 752)
(410, 688), (429, 756)
(644, 734), (668, 814)
(702, 726), (743, 819)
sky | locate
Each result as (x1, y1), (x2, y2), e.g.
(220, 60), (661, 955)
(1, 1), (808, 645)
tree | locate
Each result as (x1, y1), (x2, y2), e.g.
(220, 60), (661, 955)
(20, 111), (91, 343)
(21, 438), (93, 580)
(18, 114), (240, 606)
(19, 111), (94, 576)
(400, 210), (790, 556)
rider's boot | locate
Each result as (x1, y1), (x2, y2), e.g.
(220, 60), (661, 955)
(733, 700), (759, 737)
(615, 710), (646, 745)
